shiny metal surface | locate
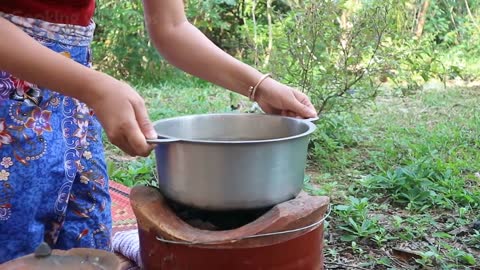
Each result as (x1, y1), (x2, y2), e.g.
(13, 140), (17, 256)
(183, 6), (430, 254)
(150, 113), (317, 211)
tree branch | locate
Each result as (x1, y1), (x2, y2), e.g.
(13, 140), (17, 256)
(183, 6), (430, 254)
(317, 6), (388, 115)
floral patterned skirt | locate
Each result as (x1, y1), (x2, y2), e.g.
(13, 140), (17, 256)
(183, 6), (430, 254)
(0, 13), (112, 263)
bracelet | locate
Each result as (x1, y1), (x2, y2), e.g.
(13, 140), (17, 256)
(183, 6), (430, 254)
(248, 73), (272, 101)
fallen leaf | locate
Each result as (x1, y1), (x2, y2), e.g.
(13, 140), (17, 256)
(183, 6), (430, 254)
(424, 236), (435, 245)
(448, 225), (470, 236)
(391, 247), (423, 262)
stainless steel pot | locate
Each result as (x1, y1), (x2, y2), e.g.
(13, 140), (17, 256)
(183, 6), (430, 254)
(147, 113), (317, 211)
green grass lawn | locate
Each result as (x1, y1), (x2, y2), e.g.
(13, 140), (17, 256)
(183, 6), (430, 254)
(309, 84), (480, 269)
(106, 80), (480, 269)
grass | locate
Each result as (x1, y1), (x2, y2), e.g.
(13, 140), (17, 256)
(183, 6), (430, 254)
(105, 78), (480, 269)
(308, 83), (480, 269)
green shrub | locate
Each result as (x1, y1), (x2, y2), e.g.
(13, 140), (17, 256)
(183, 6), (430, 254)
(92, 0), (170, 84)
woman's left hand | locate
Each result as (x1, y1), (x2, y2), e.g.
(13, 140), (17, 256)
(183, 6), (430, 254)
(254, 77), (318, 119)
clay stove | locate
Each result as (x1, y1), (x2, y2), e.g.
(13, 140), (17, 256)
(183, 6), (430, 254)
(130, 185), (330, 270)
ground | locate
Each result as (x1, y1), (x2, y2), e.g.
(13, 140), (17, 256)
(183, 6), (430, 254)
(105, 78), (480, 269)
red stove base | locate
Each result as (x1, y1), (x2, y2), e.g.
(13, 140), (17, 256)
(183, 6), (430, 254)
(139, 225), (324, 270)
(130, 186), (329, 270)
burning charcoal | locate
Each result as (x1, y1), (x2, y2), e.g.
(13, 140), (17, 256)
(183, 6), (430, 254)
(166, 197), (270, 231)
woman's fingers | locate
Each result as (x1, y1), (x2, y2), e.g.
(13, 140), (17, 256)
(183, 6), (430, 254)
(87, 75), (156, 157)
(125, 122), (155, 157)
(131, 95), (157, 139)
(290, 90), (317, 118)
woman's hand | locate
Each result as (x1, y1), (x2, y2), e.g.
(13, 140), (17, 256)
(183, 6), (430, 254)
(254, 77), (318, 119)
(84, 72), (157, 157)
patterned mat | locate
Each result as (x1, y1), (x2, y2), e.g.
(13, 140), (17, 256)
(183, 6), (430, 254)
(109, 181), (138, 235)
(109, 181), (142, 269)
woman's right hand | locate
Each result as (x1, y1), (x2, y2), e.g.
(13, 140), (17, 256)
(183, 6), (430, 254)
(84, 72), (157, 157)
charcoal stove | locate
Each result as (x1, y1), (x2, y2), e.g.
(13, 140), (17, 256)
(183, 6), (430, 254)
(130, 185), (330, 270)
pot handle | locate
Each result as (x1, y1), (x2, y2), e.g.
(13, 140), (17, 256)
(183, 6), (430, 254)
(302, 116), (319, 123)
(146, 137), (181, 144)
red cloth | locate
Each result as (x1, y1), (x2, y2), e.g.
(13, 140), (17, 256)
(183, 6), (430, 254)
(0, 0), (95, 26)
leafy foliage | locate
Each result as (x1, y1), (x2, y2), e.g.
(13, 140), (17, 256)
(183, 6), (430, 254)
(271, 0), (390, 114)
(92, 0), (169, 83)
(91, 0), (480, 94)
(361, 158), (480, 211)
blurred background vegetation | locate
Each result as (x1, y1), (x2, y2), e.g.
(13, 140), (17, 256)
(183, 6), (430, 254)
(92, 1), (480, 268)
(91, 0), (479, 94)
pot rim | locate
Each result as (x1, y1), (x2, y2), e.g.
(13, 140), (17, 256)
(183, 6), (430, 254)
(151, 113), (317, 144)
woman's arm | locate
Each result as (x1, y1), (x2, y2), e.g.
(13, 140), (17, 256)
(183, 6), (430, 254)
(142, 0), (317, 118)
(0, 17), (156, 157)
(142, 0), (261, 97)
(0, 17), (100, 102)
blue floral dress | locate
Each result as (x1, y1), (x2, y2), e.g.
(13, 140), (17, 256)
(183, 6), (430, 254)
(0, 12), (112, 263)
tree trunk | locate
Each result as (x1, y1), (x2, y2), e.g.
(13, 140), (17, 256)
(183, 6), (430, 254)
(415, 0), (430, 38)
(263, 0), (274, 68)
(252, 0), (259, 67)
(464, 0), (480, 30)
(339, 8), (349, 49)
(338, 0), (359, 49)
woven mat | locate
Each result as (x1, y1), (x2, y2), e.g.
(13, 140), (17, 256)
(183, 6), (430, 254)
(109, 181), (138, 235)
(109, 181), (142, 269)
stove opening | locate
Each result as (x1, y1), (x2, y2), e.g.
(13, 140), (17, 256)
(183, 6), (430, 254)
(165, 198), (272, 231)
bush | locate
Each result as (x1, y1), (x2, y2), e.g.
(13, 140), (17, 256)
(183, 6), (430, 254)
(270, 0), (390, 114)
(92, 0), (169, 84)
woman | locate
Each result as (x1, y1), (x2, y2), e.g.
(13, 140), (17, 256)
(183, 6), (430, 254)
(0, 0), (317, 263)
